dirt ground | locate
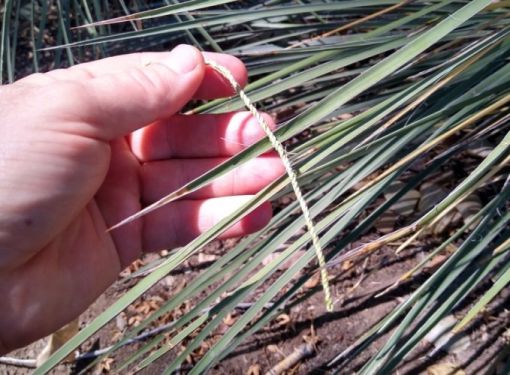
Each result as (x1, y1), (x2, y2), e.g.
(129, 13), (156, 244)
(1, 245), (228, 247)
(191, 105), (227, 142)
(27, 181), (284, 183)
(2, 235), (509, 375)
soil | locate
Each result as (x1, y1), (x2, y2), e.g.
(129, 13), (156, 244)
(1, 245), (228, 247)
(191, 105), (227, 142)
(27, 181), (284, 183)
(2, 236), (509, 375)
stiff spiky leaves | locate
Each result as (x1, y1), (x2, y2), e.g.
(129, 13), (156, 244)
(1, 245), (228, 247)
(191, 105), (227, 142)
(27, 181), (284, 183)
(3, 1), (509, 374)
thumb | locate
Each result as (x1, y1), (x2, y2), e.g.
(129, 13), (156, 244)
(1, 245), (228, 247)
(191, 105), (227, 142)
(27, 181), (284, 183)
(81, 45), (205, 140)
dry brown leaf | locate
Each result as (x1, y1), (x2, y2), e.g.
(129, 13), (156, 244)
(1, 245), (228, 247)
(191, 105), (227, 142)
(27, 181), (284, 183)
(99, 357), (114, 372)
(139, 303), (151, 315)
(177, 279), (188, 291)
(129, 259), (144, 272)
(427, 363), (465, 375)
(223, 313), (236, 326)
(128, 316), (142, 327)
(445, 243), (458, 253)
(161, 275), (174, 287)
(247, 364), (261, 375)
(196, 341), (210, 356)
(36, 318), (80, 366)
(111, 331), (122, 342)
(275, 314), (291, 326)
(186, 353), (194, 365)
(147, 296), (164, 311)
(303, 326), (320, 348)
(426, 254), (448, 271)
(198, 252), (219, 264)
(341, 260), (354, 271)
(304, 273), (321, 289)
(267, 344), (280, 353)
(116, 312), (127, 331)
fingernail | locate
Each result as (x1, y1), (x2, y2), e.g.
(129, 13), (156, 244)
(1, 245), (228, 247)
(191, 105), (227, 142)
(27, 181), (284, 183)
(165, 45), (200, 74)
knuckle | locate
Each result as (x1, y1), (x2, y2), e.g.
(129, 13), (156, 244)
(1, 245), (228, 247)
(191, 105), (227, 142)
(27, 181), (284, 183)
(51, 81), (88, 105)
(126, 65), (174, 108)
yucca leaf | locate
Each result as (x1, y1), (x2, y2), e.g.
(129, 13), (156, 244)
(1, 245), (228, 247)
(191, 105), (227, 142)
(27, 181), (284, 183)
(0, 0), (13, 83)
(453, 238), (510, 333)
(45, 1), (403, 49)
(357, 140), (510, 372)
(110, 0), (490, 231)
(76, 0), (238, 27)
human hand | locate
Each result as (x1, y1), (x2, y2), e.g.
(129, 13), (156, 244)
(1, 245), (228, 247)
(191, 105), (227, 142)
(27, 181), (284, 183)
(0, 45), (283, 353)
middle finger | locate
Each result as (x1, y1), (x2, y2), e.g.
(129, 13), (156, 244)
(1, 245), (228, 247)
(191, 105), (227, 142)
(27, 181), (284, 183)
(141, 154), (284, 203)
(131, 111), (276, 161)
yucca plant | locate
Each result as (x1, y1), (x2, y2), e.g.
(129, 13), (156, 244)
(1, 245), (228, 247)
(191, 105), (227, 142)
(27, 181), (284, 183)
(1, 0), (509, 374)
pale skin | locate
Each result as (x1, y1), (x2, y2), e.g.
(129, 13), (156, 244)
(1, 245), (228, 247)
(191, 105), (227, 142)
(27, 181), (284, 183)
(0, 45), (284, 353)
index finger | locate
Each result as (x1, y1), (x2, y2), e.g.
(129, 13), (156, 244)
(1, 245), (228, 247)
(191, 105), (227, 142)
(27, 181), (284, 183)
(34, 49), (248, 99)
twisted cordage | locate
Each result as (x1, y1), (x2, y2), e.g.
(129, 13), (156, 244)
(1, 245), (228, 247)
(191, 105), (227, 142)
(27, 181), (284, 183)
(205, 59), (333, 312)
